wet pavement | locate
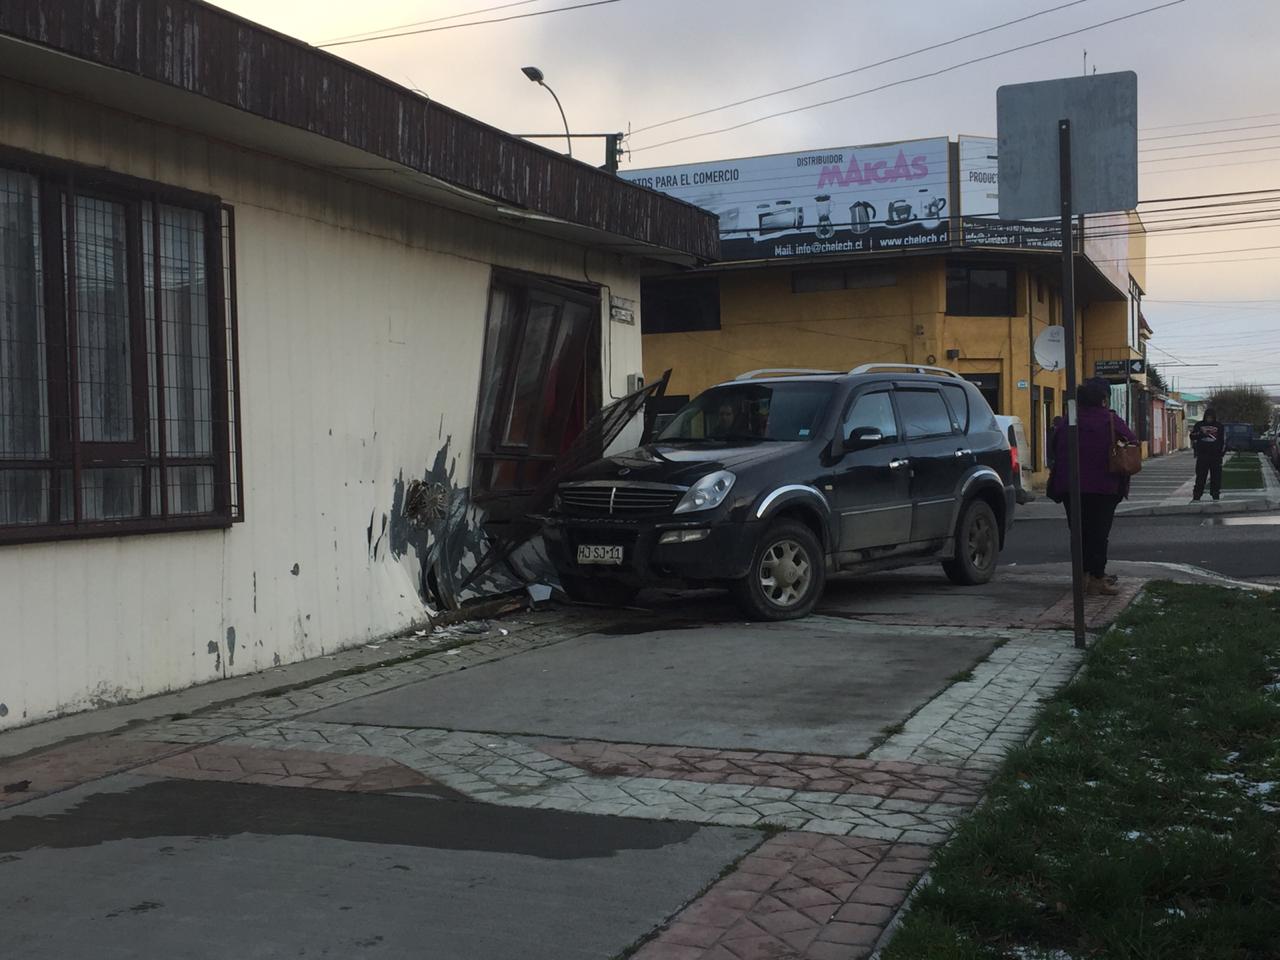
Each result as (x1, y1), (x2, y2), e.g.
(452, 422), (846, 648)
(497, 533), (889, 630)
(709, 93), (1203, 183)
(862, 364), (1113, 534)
(1, 775), (757, 960)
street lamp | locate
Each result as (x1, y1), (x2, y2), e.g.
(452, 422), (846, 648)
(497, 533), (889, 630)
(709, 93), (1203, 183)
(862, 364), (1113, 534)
(521, 66), (572, 158)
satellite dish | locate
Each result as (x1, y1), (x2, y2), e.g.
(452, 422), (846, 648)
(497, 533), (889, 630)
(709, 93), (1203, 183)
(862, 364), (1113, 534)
(1034, 326), (1066, 372)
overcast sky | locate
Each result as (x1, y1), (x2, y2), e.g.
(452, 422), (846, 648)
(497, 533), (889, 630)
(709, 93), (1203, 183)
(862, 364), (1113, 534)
(211, 0), (1280, 393)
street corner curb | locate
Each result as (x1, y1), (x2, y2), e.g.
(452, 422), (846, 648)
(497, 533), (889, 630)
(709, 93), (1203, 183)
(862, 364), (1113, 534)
(1116, 497), (1278, 519)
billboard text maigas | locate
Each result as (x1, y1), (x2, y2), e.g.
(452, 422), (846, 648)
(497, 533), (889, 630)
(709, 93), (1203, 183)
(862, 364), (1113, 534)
(621, 138), (951, 261)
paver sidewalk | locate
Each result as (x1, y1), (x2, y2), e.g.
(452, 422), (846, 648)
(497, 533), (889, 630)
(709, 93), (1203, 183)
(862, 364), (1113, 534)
(0, 593), (1117, 960)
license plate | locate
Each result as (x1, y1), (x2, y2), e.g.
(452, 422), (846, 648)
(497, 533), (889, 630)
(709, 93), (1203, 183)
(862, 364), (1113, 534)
(577, 544), (623, 565)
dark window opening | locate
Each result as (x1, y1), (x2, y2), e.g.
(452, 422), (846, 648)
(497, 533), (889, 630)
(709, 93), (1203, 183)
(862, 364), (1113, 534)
(961, 373), (1001, 416)
(640, 276), (719, 333)
(946, 263), (1016, 316)
(473, 274), (601, 509)
(792, 266), (897, 294)
(0, 151), (241, 543)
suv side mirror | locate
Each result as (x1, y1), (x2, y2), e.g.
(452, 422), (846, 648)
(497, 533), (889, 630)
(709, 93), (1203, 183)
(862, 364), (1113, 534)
(844, 426), (884, 451)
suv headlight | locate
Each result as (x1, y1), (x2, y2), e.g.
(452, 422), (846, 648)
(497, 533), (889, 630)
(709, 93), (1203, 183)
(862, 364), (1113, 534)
(673, 470), (736, 514)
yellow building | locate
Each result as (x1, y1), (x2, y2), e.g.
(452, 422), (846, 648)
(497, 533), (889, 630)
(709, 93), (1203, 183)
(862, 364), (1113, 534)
(625, 136), (1150, 488)
(642, 238), (1144, 486)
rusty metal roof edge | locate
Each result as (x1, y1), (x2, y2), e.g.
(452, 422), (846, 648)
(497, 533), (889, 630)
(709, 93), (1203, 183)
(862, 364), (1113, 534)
(0, 0), (720, 262)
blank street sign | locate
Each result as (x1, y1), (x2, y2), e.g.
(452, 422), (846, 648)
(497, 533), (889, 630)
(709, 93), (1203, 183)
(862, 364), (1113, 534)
(997, 72), (1138, 220)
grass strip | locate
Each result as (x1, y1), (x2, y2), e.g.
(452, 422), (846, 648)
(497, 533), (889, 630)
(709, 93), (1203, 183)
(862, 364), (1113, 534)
(883, 582), (1280, 960)
(1221, 454), (1264, 491)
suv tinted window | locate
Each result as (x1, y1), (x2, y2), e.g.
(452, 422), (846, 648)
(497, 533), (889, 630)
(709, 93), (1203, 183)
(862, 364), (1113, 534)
(658, 382), (835, 442)
(939, 383), (969, 432)
(895, 388), (955, 439)
(842, 391), (899, 443)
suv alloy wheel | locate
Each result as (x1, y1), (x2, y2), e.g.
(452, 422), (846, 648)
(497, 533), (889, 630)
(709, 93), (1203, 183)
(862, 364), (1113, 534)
(942, 499), (999, 585)
(731, 520), (826, 620)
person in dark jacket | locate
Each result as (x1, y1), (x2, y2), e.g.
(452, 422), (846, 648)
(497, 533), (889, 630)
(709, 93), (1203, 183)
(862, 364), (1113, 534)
(1048, 379), (1139, 596)
(1189, 407), (1225, 501)
(1047, 415), (1064, 469)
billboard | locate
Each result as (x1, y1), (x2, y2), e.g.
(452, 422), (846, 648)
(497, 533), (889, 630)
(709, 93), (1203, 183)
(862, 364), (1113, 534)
(958, 136), (1061, 250)
(621, 138), (951, 261)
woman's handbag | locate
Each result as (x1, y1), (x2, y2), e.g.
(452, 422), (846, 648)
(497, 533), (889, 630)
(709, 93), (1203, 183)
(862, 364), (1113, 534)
(1109, 416), (1143, 476)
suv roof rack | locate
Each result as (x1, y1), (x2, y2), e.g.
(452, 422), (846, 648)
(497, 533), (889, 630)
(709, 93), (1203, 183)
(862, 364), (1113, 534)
(734, 368), (839, 380)
(848, 363), (964, 380)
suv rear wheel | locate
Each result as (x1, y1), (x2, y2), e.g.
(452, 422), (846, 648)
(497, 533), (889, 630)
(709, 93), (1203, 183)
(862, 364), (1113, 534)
(942, 499), (999, 585)
(731, 520), (826, 620)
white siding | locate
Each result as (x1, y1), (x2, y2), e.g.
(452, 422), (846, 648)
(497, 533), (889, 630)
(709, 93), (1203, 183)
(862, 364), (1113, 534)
(0, 79), (645, 728)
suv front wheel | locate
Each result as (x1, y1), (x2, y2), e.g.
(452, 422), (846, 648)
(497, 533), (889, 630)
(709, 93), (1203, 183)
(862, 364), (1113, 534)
(732, 520), (826, 620)
(942, 499), (999, 585)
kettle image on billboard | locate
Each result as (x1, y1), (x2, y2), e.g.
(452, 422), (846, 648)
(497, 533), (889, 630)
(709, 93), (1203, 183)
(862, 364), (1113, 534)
(849, 201), (876, 235)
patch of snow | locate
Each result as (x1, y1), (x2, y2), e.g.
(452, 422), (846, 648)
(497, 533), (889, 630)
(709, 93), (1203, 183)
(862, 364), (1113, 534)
(1124, 830), (1146, 841)
(1007, 947), (1077, 960)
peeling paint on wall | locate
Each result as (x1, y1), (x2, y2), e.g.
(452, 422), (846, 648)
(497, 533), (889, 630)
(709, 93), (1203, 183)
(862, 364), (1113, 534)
(290, 563), (300, 576)
(226, 627), (237, 667)
(386, 436), (556, 611)
(206, 640), (222, 675)
(0, 704), (8, 718)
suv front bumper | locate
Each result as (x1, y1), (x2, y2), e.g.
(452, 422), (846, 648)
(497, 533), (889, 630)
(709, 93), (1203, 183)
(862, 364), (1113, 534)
(542, 514), (760, 585)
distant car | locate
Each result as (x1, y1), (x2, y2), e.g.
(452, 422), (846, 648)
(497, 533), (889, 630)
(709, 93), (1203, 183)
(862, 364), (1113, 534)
(1223, 421), (1256, 452)
(995, 415), (1034, 505)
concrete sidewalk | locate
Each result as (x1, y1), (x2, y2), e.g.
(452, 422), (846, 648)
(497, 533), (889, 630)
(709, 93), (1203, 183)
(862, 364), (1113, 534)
(1018, 450), (1280, 520)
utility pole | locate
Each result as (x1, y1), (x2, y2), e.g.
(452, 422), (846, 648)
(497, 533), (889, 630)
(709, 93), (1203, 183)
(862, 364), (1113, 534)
(1058, 118), (1087, 650)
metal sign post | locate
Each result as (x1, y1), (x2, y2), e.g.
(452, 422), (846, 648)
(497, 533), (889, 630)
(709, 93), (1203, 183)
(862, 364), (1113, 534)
(1058, 119), (1087, 649)
(998, 71), (1138, 651)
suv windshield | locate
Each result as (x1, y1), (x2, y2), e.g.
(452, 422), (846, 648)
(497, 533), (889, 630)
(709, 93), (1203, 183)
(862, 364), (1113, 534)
(657, 381), (835, 443)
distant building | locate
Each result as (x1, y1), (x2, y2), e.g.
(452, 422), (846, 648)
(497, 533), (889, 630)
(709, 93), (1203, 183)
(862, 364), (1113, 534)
(622, 138), (1149, 485)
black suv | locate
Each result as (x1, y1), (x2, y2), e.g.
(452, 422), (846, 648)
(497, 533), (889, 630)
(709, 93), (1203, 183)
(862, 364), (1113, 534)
(543, 365), (1016, 620)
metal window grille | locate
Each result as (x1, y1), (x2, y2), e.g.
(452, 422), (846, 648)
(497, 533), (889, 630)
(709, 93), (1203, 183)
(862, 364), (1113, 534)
(0, 150), (243, 542)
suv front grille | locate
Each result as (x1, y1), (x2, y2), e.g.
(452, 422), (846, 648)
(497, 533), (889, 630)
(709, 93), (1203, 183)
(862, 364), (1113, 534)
(559, 484), (683, 515)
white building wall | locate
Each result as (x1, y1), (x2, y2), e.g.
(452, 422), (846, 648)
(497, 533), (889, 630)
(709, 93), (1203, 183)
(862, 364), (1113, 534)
(0, 79), (646, 729)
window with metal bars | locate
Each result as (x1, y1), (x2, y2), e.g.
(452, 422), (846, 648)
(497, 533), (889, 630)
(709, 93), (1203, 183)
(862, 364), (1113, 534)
(0, 150), (242, 542)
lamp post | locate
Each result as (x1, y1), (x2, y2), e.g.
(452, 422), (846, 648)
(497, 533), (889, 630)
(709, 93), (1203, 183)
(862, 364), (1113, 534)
(521, 66), (572, 159)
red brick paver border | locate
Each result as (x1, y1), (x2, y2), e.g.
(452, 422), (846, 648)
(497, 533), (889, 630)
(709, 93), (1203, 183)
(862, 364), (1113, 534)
(536, 740), (985, 805)
(0, 736), (183, 808)
(1034, 578), (1143, 630)
(138, 743), (429, 793)
(634, 832), (931, 960)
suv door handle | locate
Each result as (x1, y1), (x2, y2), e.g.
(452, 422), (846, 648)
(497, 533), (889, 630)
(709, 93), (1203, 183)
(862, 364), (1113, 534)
(953, 449), (973, 459)
(888, 458), (910, 470)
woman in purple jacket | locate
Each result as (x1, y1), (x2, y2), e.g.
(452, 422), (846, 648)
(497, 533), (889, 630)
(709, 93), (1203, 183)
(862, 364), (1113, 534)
(1048, 378), (1139, 596)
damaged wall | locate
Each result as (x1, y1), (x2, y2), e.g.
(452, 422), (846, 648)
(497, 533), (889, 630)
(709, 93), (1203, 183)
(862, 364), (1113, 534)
(0, 77), (645, 730)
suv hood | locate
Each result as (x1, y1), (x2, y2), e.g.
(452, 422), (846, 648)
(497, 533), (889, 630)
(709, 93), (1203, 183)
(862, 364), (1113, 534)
(564, 441), (805, 487)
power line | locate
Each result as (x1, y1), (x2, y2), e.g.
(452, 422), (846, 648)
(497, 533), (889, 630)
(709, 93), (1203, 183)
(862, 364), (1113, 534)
(1147, 255), (1280, 266)
(320, 0), (550, 44)
(1140, 133), (1280, 154)
(628, 0), (1187, 154)
(1142, 156), (1280, 176)
(1141, 111), (1280, 132)
(1141, 144), (1280, 164)
(1139, 188), (1280, 205)
(629, 0), (1099, 136)
(1140, 121), (1280, 143)
(317, 0), (621, 48)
